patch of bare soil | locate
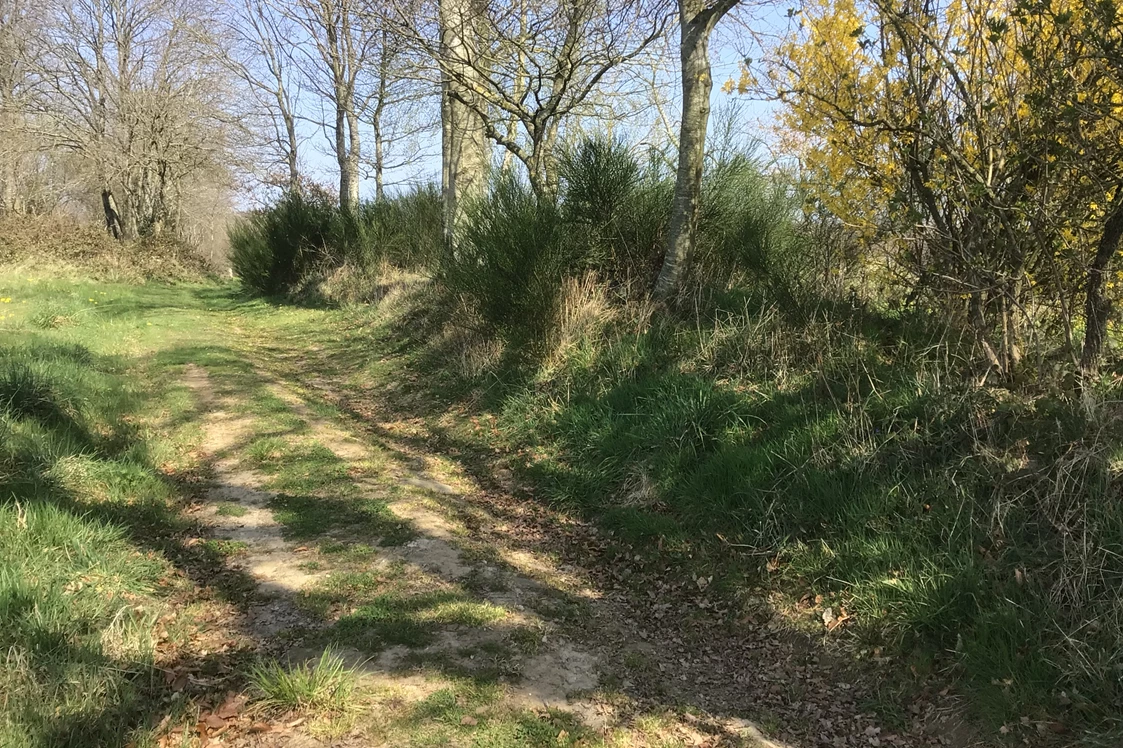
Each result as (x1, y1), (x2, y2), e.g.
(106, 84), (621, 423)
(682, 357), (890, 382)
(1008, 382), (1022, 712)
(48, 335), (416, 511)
(260, 379), (610, 720)
(184, 364), (322, 640)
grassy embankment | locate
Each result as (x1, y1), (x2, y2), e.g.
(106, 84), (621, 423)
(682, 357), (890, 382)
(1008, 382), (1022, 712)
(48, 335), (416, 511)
(299, 269), (1123, 742)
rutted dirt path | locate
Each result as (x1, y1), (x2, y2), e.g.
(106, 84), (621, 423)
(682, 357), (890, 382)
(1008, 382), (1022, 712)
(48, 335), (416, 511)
(185, 364), (321, 638)
(180, 340), (982, 748)
(259, 375), (607, 718)
(185, 362), (748, 745)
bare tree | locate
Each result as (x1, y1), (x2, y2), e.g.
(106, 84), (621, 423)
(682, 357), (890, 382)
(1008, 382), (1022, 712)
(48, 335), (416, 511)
(361, 23), (436, 201)
(653, 0), (738, 300)
(219, 0), (304, 195)
(0, 0), (42, 216)
(37, 0), (239, 239)
(405, 0), (672, 202)
(289, 0), (373, 213)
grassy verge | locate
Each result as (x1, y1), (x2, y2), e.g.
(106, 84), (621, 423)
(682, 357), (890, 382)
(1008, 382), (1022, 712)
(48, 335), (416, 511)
(281, 277), (1123, 743)
(0, 274), (275, 746)
(0, 279), (189, 744)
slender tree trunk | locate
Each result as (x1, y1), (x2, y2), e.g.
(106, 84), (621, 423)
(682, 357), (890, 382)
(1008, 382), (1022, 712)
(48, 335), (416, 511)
(440, 0), (490, 248)
(101, 188), (123, 239)
(441, 76), (452, 231)
(283, 111), (300, 195)
(0, 163), (14, 216)
(373, 31), (389, 203)
(121, 182), (140, 240)
(336, 100), (358, 213)
(344, 106), (361, 211)
(653, 0), (737, 300)
(1081, 191), (1123, 376)
(525, 127), (559, 201)
(373, 118), (385, 202)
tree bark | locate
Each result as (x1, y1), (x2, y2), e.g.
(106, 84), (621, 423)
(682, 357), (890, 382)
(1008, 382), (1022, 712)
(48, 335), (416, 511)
(323, 6), (360, 214)
(1081, 190), (1123, 376)
(440, 0), (490, 248)
(653, 0), (738, 300)
(101, 188), (123, 240)
(341, 104), (361, 211)
(372, 29), (390, 203)
(286, 113), (300, 195)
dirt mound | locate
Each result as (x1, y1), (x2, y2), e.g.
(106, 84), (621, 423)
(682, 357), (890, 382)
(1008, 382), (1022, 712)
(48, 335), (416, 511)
(0, 215), (217, 282)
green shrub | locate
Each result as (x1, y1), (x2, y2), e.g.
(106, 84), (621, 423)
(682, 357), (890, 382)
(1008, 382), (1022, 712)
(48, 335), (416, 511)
(559, 137), (671, 293)
(230, 187), (443, 295)
(355, 185), (443, 269)
(442, 175), (570, 345)
(229, 192), (341, 294)
(696, 155), (801, 296)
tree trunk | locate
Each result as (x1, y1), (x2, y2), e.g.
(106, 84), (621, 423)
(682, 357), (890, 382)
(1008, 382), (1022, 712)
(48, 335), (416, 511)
(440, 0), (490, 248)
(284, 111), (300, 195)
(121, 183), (140, 241)
(336, 100), (360, 213)
(343, 105), (361, 212)
(373, 117), (385, 203)
(0, 151), (15, 216)
(1081, 192), (1123, 376)
(653, 0), (737, 300)
(373, 32), (389, 203)
(528, 124), (560, 201)
(101, 188), (123, 240)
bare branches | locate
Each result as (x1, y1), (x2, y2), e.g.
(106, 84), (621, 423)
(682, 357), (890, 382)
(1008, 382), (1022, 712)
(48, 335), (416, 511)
(396, 0), (675, 197)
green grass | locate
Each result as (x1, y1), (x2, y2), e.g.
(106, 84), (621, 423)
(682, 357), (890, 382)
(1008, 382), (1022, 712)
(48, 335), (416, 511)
(1, 270), (723, 748)
(248, 647), (358, 713)
(267, 278), (1123, 743)
(299, 566), (508, 653)
(0, 276), (229, 746)
(215, 501), (248, 517)
(368, 681), (594, 748)
(9, 264), (1122, 744)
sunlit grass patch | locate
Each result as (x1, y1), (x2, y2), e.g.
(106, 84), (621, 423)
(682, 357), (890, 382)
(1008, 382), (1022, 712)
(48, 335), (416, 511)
(0, 501), (171, 746)
(201, 538), (251, 559)
(248, 647), (358, 713)
(248, 436), (353, 495)
(302, 566), (508, 653)
(215, 502), (248, 517)
(0, 275), (257, 747)
(332, 589), (507, 650)
(370, 681), (592, 748)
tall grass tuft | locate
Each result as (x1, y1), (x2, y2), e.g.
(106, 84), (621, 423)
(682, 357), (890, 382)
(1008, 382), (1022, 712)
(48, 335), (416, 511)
(248, 648), (358, 713)
(0, 363), (68, 424)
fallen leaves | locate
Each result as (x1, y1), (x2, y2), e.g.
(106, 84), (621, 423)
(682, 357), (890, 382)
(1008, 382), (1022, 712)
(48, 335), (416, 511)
(216, 692), (248, 719)
(155, 692), (278, 747)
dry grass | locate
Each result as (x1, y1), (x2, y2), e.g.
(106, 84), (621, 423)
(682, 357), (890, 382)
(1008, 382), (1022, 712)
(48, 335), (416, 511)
(0, 215), (215, 281)
(542, 274), (618, 375)
(297, 262), (429, 308)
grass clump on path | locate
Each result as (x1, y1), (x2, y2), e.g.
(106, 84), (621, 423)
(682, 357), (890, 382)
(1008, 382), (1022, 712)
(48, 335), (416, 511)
(249, 648), (358, 713)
